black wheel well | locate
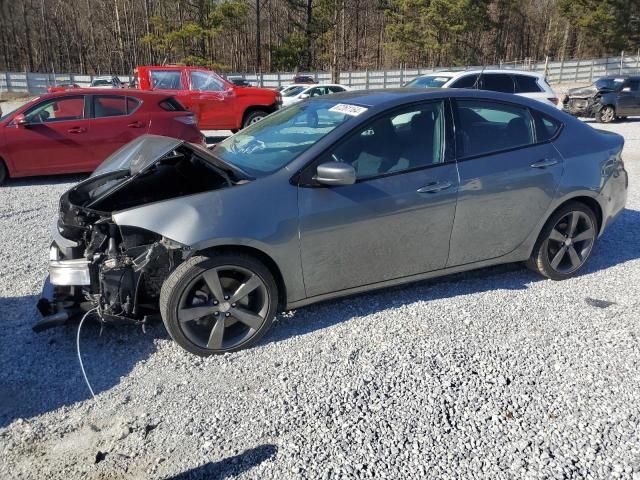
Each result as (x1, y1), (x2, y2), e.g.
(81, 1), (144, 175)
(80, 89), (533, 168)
(197, 245), (287, 309)
(242, 105), (275, 124)
(553, 196), (603, 231)
(0, 156), (8, 181)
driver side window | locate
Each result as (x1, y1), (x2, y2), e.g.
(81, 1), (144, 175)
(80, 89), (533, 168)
(190, 71), (224, 92)
(328, 101), (444, 179)
(24, 96), (85, 123)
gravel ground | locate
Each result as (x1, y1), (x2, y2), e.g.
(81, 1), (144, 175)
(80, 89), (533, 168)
(1, 120), (640, 479)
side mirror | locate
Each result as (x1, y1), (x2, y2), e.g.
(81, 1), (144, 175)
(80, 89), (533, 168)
(299, 93), (310, 99)
(14, 114), (29, 127)
(315, 161), (356, 186)
(622, 87), (631, 92)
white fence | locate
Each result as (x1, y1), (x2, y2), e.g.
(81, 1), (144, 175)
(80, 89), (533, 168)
(2, 54), (640, 94)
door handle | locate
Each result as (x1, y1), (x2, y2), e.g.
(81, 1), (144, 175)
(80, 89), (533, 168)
(530, 158), (559, 168)
(417, 181), (453, 194)
(127, 121), (144, 128)
(67, 127), (86, 134)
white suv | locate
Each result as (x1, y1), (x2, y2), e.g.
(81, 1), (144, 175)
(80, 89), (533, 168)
(404, 70), (559, 107)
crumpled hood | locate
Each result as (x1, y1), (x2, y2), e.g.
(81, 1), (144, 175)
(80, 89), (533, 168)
(566, 85), (598, 98)
(92, 135), (183, 176)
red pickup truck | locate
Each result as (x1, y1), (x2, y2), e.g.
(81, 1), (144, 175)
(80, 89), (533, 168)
(132, 65), (281, 130)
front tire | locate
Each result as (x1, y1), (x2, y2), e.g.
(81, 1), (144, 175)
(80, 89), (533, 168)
(160, 253), (278, 356)
(595, 105), (616, 123)
(527, 202), (597, 280)
(242, 109), (269, 128)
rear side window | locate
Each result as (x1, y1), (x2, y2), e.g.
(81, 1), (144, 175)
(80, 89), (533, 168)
(93, 96), (141, 118)
(533, 111), (562, 142)
(159, 98), (187, 111)
(93, 96), (126, 117)
(514, 75), (543, 93)
(450, 74), (479, 89)
(455, 99), (534, 158)
(481, 74), (515, 93)
(126, 97), (141, 114)
(150, 70), (183, 90)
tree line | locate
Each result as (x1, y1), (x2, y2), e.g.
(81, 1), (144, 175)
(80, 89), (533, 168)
(0, 0), (638, 76)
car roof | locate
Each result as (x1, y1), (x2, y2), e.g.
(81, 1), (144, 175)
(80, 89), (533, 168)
(35, 88), (171, 99)
(418, 69), (545, 79)
(314, 88), (559, 114)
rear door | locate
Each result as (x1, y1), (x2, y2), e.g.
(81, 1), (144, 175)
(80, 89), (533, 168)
(447, 98), (563, 266)
(87, 94), (147, 169)
(4, 95), (92, 175)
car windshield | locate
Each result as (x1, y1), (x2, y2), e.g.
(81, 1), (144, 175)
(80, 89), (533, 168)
(283, 86), (306, 97)
(212, 100), (359, 176)
(405, 76), (452, 88)
(594, 78), (625, 91)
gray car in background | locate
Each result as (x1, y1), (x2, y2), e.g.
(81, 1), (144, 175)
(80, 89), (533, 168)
(38, 89), (627, 356)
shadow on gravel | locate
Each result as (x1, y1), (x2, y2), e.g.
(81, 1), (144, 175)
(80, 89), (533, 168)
(0, 294), (163, 429)
(3, 173), (88, 187)
(264, 207), (640, 346)
(165, 444), (277, 480)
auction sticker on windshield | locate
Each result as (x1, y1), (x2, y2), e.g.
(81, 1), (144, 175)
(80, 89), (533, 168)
(329, 103), (368, 116)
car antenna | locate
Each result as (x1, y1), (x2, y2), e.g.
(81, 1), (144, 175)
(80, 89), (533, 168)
(472, 64), (486, 90)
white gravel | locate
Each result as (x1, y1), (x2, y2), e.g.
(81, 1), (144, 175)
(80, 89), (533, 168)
(1, 120), (640, 479)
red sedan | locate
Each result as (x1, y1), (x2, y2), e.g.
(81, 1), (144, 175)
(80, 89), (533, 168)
(0, 89), (204, 184)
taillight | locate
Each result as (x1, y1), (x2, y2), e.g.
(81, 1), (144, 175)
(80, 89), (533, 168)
(548, 97), (559, 106)
(176, 114), (197, 126)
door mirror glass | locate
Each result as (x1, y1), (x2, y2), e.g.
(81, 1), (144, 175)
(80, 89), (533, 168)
(13, 113), (29, 126)
(315, 161), (356, 186)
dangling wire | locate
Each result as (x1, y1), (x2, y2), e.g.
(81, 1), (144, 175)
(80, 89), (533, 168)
(76, 308), (99, 400)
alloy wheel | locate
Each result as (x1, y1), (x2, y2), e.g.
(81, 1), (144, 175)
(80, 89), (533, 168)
(545, 211), (596, 274)
(249, 115), (264, 124)
(600, 106), (615, 123)
(176, 265), (270, 351)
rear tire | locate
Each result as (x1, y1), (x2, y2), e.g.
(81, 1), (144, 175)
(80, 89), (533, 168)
(160, 253), (278, 356)
(595, 105), (615, 123)
(0, 159), (8, 186)
(527, 202), (598, 280)
(242, 109), (269, 128)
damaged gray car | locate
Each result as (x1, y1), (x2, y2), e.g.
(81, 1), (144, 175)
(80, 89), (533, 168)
(37, 90), (627, 356)
(562, 75), (640, 123)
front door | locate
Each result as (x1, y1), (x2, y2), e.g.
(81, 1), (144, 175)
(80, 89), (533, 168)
(5, 95), (92, 176)
(447, 98), (564, 266)
(298, 101), (459, 297)
(617, 79), (640, 116)
(189, 70), (236, 129)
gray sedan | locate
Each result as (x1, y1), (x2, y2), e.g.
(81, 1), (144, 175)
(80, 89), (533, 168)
(39, 89), (628, 356)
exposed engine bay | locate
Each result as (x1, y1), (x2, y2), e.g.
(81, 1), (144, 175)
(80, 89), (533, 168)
(36, 137), (245, 331)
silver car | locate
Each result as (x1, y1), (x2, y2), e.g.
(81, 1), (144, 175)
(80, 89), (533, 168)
(37, 89), (628, 356)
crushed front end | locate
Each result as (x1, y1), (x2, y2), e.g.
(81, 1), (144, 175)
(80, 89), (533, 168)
(35, 135), (239, 332)
(36, 203), (186, 331)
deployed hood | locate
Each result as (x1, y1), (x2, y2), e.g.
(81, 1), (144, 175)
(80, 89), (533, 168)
(93, 135), (182, 176)
(59, 135), (250, 234)
(566, 85), (598, 98)
(566, 77), (626, 98)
